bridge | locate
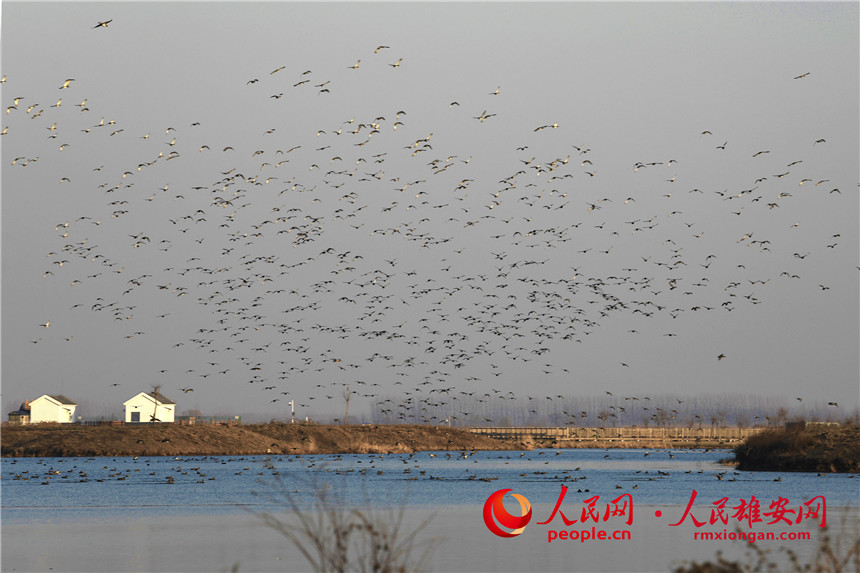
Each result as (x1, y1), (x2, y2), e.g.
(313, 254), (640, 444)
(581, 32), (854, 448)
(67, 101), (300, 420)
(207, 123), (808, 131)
(468, 426), (767, 447)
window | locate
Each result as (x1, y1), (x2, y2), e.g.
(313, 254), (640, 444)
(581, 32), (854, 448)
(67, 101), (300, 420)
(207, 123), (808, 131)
(131, 411), (140, 423)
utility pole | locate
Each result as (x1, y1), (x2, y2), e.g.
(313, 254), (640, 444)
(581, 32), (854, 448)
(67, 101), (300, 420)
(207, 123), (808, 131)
(151, 384), (161, 423)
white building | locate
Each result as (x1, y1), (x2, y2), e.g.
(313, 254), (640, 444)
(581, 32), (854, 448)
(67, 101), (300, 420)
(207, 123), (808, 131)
(29, 395), (77, 423)
(123, 391), (176, 423)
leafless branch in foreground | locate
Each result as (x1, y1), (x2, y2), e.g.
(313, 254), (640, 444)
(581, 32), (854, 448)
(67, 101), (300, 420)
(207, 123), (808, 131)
(251, 466), (440, 572)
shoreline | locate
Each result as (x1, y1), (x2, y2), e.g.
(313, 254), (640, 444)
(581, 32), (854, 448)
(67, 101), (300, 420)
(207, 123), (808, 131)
(1, 423), (525, 458)
(7, 423), (855, 470)
(0, 422), (761, 458)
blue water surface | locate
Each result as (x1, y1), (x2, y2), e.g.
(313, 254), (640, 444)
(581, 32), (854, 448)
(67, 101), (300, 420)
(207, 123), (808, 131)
(2, 449), (857, 523)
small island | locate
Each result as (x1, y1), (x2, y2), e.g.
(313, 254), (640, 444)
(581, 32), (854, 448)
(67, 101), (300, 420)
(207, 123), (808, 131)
(732, 422), (859, 473)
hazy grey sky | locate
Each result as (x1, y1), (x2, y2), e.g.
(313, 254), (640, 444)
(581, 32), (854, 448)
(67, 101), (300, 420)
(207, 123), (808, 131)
(2, 2), (858, 422)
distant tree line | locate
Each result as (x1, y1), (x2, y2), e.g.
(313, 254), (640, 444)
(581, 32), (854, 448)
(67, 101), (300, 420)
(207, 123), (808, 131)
(367, 393), (854, 428)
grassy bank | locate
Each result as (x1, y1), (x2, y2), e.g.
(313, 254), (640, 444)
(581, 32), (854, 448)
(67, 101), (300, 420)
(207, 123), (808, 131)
(0, 423), (526, 458)
(732, 423), (860, 473)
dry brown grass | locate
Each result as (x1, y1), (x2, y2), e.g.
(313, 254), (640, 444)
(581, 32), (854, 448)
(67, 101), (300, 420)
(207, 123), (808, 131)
(248, 422), (524, 455)
(1, 422), (523, 457)
(733, 424), (860, 473)
(675, 520), (860, 573)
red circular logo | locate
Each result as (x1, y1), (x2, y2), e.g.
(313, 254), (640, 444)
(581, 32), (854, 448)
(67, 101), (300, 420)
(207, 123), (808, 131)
(483, 489), (532, 538)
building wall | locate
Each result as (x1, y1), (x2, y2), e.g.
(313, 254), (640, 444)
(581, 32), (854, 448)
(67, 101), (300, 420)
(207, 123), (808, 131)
(124, 394), (175, 423)
(30, 397), (75, 423)
(160, 404), (175, 423)
(7, 412), (30, 425)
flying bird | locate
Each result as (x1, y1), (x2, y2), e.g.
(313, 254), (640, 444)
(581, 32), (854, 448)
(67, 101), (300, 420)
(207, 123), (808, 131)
(473, 110), (496, 122)
(93, 19), (112, 28)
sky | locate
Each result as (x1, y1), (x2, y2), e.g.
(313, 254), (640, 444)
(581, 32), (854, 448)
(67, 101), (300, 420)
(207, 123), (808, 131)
(1, 2), (858, 424)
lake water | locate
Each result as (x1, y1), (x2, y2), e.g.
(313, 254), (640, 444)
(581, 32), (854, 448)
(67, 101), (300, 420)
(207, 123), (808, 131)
(2, 449), (858, 572)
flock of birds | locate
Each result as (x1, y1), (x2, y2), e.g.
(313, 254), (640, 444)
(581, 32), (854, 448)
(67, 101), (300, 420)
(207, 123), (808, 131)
(12, 449), (843, 493)
(0, 450), (756, 489)
(4, 29), (853, 425)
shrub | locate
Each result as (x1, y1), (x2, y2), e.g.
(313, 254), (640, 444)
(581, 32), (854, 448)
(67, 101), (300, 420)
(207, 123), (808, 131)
(251, 467), (439, 572)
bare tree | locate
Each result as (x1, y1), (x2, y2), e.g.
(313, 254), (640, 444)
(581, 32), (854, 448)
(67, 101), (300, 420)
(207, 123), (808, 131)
(342, 387), (353, 426)
(597, 410), (610, 428)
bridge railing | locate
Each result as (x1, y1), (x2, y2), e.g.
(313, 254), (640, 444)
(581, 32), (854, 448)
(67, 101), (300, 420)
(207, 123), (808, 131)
(469, 426), (766, 442)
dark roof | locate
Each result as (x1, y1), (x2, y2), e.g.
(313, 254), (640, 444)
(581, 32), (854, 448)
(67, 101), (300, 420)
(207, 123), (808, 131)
(147, 391), (176, 405)
(48, 395), (77, 405)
